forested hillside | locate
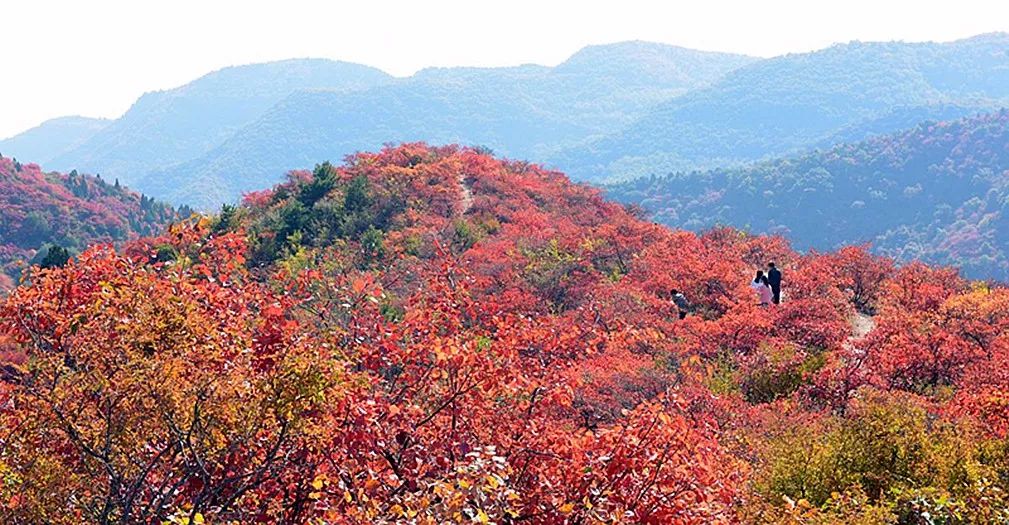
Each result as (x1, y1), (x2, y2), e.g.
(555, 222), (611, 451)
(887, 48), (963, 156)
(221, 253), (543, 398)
(0, 156), (180, 290)
(4, 145), (1009, 523)
(557, 33), (1009, 181)
(608, 110), (1009, 279)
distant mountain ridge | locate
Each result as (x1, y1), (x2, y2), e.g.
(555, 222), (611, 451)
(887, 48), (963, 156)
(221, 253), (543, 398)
(607, 109), (1009, 279)
(0, 116), (109, 165)
(9, 42), (755, 209)
(136, 42), (757, 208)
(554, 33), (1009, 182)
(10, 34), (1009, 211)
(46, 59), (394, 186)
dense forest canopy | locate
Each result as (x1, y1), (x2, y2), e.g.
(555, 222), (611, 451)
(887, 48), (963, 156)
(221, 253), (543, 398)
(3, 145), (1009, 523)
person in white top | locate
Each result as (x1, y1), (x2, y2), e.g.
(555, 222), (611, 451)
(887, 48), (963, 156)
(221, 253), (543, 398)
(750, 270), (773, 307)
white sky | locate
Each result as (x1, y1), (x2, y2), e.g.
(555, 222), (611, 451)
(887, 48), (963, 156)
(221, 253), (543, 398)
(2, 0), (1008, 138)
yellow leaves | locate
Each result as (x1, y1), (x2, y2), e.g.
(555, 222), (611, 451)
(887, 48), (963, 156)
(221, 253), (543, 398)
(458, 479), (472, 489)
(192, 216), (209, 230)
(343, 490), (353, 503)
(309, 476), (325, 499)
(165, 514), (204, 525)
(474, 508), (490, 523)
(389, 504), (420, 519)
(484, 474), (500, 489)
(559, 502), (575, 513)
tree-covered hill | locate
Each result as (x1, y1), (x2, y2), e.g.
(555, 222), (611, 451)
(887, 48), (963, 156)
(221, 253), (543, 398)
(608, 109), (1009, 279)
(556, 33), (1009, 182)
(0, 156), (180, 290)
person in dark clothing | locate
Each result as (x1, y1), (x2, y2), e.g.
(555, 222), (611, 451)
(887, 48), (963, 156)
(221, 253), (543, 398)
(767, 262), (782, 304)
(670, 288), (690, 319)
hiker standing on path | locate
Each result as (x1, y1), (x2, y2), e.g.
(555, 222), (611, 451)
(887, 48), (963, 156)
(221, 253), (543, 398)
(767, 262), (782, 304)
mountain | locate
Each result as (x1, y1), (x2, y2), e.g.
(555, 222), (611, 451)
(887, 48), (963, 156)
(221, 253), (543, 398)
(130, 42), (755, 208)
(556, 33), (1009, 182)
(0, 116), (109, 165)
(0, 156), (179, 291)
(46, 59), (394, 185)
(7, 144), (1009, 523)
(812, 102), (994, 147)
(607, 109), (1009, 279)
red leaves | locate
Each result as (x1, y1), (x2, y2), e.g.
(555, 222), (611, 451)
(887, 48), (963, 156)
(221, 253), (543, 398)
(5, 144), (1009, 522)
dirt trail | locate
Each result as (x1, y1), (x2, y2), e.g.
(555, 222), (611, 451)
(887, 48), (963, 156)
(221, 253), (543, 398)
(844, 312), (876, 354)
(851, 312), (875, 340)
(458, 173), (473, 214)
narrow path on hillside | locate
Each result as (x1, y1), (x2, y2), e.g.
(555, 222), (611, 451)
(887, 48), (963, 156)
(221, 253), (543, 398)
(851, 312), (875, 340)
(844, 311), (876, 353)
(458, 173), (473, 214)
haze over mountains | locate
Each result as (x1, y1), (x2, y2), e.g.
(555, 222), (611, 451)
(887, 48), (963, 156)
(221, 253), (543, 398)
(2, 41), (755, 208)
(137, 43), (755, 207)
(46, 60), (392, 186)
(0, 116), (110, 166)
(4, 34), (1007, 210)
(558, 33), (1009, 181)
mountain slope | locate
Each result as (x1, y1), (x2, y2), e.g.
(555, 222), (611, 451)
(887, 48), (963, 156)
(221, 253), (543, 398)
(46, 59), (394, 185)
(135, 42), (756, 207)
(0, 116), (109, 165)
(0, 156), (179, 290)
(556, 33), (1009, 182)
(607, 109), (1009, 279)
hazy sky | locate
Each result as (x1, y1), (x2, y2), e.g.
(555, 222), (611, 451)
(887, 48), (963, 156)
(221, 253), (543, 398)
(3, 0), (1008, 138)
